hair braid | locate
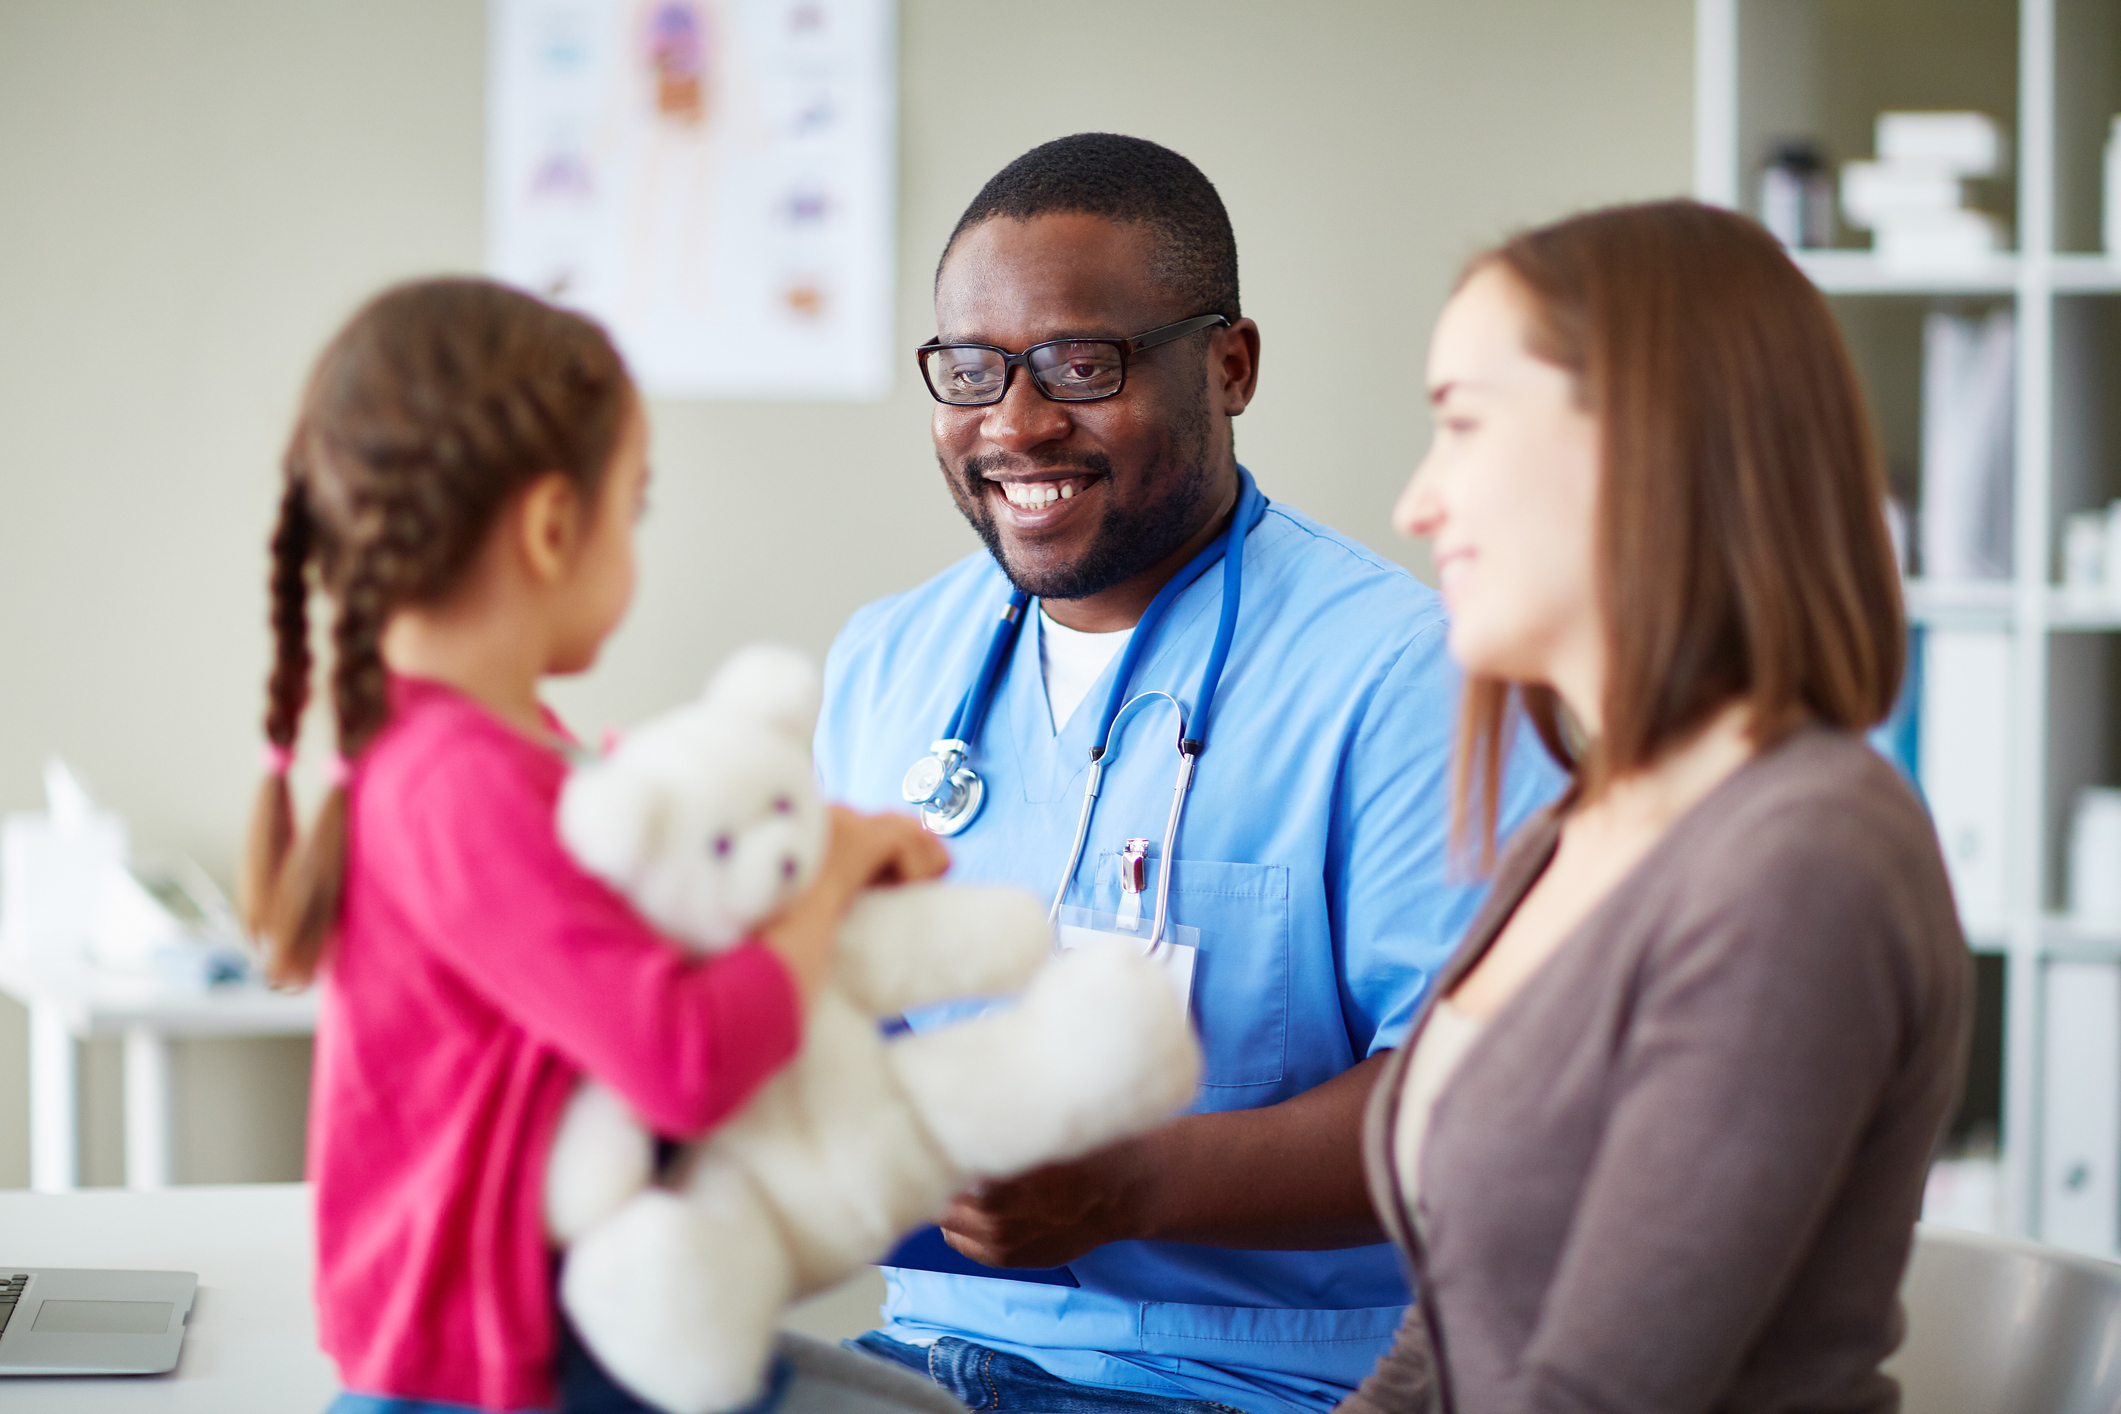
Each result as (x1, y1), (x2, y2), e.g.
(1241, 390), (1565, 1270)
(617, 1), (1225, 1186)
(263, 478), (313, 749)
(242, 277), (631, 987)
(329, 533), (397, 758)
(240, 475), (316, 944)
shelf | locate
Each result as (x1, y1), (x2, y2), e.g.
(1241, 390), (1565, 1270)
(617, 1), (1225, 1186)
(1900, 583), (2121, 632)
(2051, 255), (2121, 293)
(2047, 588), (2121, 630)
(1794, 250), (2021, 296)
(2041, 916), (2121, 962)
(1789, 251), (2121, 296)
(1905, 578), (2015, 628)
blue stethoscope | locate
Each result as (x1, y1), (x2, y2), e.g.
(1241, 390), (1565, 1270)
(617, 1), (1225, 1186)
(900, 472), (1267, 947)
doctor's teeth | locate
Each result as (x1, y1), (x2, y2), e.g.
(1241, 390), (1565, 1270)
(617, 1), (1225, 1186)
(1002, 481), (1076, 509)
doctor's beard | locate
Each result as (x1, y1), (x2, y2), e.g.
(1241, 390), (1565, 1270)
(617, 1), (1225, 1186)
(943, 380), (1216, 604)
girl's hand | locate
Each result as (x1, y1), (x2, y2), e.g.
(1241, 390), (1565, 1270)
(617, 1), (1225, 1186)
(818, 805), (950, 894)
(762, 807), (947, 1002)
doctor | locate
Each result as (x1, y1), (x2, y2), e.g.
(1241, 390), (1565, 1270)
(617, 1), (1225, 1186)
(817, 134), (1556, 1414)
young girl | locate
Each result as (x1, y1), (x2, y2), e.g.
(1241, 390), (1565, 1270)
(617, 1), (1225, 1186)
(243, 279), (953, 1414)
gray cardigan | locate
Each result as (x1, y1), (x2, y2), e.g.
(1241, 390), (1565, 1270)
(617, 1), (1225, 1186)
(1340, 729), (1972, 1414)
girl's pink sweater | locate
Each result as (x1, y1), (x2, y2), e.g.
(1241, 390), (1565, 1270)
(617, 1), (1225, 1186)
(309, 678), (801, 1411)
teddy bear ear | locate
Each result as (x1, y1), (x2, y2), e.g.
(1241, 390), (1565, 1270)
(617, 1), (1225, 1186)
(700, 644), (823, 742)
(557, 755), (670, 890)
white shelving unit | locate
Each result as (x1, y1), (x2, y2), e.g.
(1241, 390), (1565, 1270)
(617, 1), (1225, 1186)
(1699, 0), (2121, 1252)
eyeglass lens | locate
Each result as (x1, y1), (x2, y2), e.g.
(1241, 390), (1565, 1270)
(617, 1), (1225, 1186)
(922, 340), (1127, 405)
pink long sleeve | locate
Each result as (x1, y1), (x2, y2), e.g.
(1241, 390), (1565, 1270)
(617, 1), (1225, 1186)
(310, 677), (801, 1411)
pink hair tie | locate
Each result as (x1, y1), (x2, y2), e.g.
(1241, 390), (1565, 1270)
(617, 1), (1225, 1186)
(261, 743), (296, 777)
(324, 754), (355, 789)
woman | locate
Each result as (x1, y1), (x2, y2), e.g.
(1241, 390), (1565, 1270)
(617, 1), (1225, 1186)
(1343, 201), (1972, 1413)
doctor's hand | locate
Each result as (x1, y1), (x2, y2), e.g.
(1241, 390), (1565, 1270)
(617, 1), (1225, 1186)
(941, 1053), (1394, 1262)
(764, 807), (948, 1002)
(938, 1150), (1143, 1270)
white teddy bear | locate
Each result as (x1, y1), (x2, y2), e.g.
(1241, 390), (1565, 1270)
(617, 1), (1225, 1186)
(544, 645), (1203, 1414)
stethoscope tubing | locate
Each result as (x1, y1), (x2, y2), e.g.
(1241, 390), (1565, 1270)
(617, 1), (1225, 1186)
(937, 472), (1267, 949)
(946, 593), (1031, 745)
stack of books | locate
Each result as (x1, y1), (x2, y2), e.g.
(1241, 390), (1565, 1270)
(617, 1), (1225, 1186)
(1841, 111), (2007, 269)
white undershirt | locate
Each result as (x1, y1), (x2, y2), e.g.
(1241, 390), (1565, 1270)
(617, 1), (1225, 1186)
(1038, 606), (1133, 733)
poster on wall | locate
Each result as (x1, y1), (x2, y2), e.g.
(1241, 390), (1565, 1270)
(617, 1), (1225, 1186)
(487, 0), (896, 400)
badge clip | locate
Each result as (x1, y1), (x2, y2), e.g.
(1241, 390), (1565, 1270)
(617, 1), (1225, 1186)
(1116, 837), (1150, 931)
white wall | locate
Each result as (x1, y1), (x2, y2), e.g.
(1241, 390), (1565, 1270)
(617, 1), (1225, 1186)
(0, 0), (1692, 1186)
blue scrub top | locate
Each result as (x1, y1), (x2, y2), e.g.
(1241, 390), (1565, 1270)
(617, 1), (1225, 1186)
(816, 472), (1561, 1414)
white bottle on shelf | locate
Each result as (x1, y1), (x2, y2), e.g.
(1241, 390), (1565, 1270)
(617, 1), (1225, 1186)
(2070, 788), (2121, 925)
(2107, 116), (2121, 259)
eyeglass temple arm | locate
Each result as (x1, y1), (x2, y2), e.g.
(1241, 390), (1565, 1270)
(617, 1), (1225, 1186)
(1126, 314), (1231, 354)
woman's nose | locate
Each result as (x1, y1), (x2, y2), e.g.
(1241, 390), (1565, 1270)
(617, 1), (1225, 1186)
(1393, 456), (1443, 541)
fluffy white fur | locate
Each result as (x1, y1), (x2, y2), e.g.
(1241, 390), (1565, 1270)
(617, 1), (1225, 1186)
(544, 646), (1202, 1414)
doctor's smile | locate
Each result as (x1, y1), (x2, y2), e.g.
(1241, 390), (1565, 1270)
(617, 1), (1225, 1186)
(970, 454), (1108, 529)
(996, 477), (1084, 510)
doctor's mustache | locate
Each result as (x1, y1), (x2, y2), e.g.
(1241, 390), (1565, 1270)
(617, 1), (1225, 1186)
(956, 449), (1116, 483)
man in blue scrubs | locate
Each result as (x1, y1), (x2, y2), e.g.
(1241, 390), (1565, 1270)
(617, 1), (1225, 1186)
(816, 134), (1556, 1414)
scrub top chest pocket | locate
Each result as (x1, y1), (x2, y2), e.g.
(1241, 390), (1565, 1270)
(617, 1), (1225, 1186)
(1088, 851), (1289, 1092)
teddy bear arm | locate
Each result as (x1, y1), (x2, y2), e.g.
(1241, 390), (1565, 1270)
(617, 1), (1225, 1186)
(544, 1081), (658, 1245)
(885, 943), (1203, 1179)
(834, 882), (1053, 1015)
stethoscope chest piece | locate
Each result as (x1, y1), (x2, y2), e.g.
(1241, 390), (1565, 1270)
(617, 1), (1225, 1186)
(902, 738), (984, 836)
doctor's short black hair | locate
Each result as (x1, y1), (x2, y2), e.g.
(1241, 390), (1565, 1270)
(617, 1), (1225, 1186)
(940, 133), (1241, 323)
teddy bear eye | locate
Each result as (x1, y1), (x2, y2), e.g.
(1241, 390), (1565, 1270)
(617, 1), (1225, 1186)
(773, 796), (794, 814)
(781, 855), (798, 880)
(711, 834), (733, 858)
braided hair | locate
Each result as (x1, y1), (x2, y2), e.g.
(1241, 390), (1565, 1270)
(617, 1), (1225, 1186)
(241, 278), (631, 986)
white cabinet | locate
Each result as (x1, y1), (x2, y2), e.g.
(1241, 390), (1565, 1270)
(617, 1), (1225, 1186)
(1700, 0), (2121, 1250)
(2042, 961), (2121, 1256)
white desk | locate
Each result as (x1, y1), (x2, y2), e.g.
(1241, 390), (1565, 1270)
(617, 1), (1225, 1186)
(0, 1183), (336, 1412)
(0, 948), (317, 1191)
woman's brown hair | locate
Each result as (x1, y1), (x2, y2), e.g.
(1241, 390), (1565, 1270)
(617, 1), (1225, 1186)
(240, 278), (631, 986)
(1454, 200), (1906, 856)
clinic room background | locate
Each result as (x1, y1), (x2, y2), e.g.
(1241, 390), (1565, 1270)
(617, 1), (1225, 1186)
(0, 1), (1697, 1188)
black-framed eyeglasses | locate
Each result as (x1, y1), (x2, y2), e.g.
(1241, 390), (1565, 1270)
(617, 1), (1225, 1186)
(916, 314), (1230, 407)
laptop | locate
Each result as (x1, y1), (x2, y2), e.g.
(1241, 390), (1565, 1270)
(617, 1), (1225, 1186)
(0, 1268), (196, 1375)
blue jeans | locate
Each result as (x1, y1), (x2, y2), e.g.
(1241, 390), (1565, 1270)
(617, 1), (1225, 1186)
(847, 1333), (1249, 1414)
(324, 1314), (659, 1414)
(330, 1333), (970, 1414)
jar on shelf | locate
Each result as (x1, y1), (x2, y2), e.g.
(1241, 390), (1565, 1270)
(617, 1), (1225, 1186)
(2105, 116), (2121, 258)
(1761, 139), (1834, 249)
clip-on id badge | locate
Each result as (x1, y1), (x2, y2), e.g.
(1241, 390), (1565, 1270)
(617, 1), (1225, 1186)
(1054, 839), (1199, 1017)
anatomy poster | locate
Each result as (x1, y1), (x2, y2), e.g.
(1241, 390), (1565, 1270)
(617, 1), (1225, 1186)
(488, 0), (896, 399)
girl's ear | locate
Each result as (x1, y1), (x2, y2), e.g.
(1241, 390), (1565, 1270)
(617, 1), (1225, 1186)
(517, 472), (585, 585)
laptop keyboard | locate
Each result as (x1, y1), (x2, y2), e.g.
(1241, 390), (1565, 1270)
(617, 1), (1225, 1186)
(0, 1275), (25, 1336)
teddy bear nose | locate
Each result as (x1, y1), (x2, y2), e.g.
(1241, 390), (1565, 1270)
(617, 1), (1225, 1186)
(780, 855), (797, 880)
(773, 796), (794, 814)
(712, 835), (733, 858)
